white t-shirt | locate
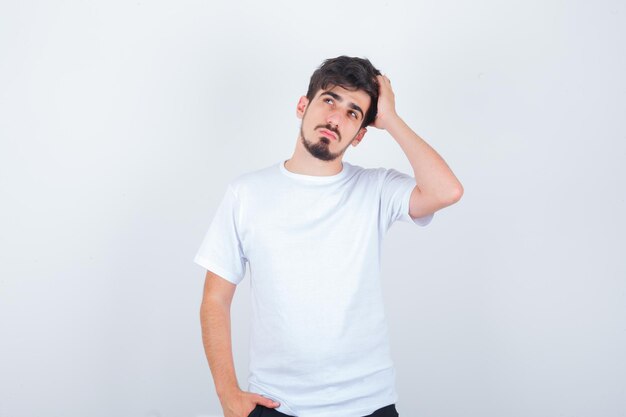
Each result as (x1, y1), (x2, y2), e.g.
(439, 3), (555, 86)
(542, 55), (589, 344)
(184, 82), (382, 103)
(194, 159), (433, 417)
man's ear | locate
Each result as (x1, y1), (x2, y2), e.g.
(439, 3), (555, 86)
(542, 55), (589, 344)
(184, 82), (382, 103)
(296, 96), (309, 119)
(352, 127), (367, 146)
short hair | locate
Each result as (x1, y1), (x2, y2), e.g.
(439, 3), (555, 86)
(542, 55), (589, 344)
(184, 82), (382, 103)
(306, 56), (382, 128)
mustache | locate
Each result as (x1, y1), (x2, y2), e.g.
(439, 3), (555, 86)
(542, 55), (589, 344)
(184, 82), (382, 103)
(316, 124), (340, 140)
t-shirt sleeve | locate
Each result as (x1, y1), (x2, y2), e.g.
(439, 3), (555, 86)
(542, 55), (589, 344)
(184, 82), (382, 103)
(193, 184), (248, 285)
(379, 168), (434, 231)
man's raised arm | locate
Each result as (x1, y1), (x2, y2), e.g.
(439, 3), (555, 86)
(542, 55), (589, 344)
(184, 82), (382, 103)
(372, 74), (464, 219)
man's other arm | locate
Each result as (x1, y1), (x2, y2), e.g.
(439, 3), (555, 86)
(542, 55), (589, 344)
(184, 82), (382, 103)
(199, 270), (281, 416)
(200, 270), (240, 400)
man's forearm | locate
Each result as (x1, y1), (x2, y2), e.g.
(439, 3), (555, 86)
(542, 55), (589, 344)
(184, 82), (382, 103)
(200, 298), (240, 399)
(373, 74), (462, 202)
(387, 115), (463, 201)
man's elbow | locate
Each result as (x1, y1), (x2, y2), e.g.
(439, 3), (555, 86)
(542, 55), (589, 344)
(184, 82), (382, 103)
(442, 183), (463, 206)
(451, 183), (464, 202)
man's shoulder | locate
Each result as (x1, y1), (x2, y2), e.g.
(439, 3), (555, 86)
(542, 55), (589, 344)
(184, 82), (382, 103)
(349, 163), (416, 184)
(345, 161), (385, 183)
(227, 161), (280, 195)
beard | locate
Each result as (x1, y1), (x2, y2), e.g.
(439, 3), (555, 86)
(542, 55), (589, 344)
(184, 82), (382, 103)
(299, 123), (351, 162)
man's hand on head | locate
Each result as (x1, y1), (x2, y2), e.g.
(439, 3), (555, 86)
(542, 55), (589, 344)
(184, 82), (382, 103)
(372, 74), (401, 131)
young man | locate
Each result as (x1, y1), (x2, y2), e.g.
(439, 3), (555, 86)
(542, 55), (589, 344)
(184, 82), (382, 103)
(195, 56), (463, 417)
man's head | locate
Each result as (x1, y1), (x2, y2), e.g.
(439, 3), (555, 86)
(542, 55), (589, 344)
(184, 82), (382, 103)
(296, 56), (382, 162)
(306, 56), (381, 128)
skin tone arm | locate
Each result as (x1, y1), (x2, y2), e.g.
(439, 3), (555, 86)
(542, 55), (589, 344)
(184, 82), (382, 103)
(200, 271), (280, 416)
(372, 74), (464, 218)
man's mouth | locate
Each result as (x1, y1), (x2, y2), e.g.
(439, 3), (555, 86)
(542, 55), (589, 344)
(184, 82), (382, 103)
(319, 128), (337, 140)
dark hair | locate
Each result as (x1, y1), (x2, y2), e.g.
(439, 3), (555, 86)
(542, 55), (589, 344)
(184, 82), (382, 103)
(306, 56), (382, 128)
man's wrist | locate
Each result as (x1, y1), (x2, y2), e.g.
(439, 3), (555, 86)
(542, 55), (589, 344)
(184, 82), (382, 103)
(217, 385), (241, 401)
(385, 113), (407, 135)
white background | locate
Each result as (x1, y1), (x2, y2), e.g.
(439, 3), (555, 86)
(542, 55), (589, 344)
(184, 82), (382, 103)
(1, 1), (625, 416)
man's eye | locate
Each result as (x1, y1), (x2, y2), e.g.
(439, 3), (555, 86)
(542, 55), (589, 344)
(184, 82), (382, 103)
(349, 111), (357, 119)
(324, 98), (333, 104)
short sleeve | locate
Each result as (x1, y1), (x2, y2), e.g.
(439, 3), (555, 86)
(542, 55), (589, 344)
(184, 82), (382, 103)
(193, 184), (248, 285)
(380, 168), (434, 231)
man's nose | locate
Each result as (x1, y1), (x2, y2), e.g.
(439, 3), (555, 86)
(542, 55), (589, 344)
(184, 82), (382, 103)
(326, 111), (341, 128)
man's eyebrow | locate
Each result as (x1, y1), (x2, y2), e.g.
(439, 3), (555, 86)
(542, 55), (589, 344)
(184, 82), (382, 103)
(321, 90), (364, 118)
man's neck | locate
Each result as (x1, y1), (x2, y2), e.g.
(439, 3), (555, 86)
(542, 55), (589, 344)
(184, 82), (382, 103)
(284, 154), (343, 177)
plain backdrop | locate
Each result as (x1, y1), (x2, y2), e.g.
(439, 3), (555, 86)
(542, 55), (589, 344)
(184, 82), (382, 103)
(1, 1), (625, 417)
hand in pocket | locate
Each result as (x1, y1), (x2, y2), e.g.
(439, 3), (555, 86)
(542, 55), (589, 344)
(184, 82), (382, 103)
(220, 388), (281, 417)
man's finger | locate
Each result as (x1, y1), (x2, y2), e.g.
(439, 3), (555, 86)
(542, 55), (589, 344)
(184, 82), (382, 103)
(259, 395), (280, 408)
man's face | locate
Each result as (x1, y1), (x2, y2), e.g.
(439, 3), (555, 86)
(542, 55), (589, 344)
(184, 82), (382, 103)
(296, 85), (371, 161)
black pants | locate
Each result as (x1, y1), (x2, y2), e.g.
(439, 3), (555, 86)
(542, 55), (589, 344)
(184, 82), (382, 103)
(248, 403), (399, 417)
